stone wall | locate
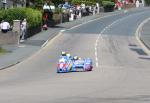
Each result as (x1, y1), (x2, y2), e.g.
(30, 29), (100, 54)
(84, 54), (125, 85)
(0, 31), (20, 45)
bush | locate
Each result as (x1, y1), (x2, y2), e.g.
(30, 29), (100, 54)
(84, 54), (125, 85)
(0, 8), (42, 28)
(71, 0), (81, 5)
(0, 47), (5, 54)
(102, 1), (115, 12)
(145, 0), (150, 6)
(2, 8), (26, 25)
(24, 8), (42, 28)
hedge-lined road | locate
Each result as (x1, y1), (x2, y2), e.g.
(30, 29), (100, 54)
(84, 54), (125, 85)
(0, 8), (150, 103)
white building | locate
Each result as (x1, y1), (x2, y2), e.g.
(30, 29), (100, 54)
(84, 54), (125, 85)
(0, 0), (26, 9)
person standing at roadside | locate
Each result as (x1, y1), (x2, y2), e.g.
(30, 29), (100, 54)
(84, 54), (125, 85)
(0, 20), (10, 33)
(136, 0), (140, 7)
(20, 18), (27, 41)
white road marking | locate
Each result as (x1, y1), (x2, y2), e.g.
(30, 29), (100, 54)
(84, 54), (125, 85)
(41, 40), (49, 48)
(41, 29), (66, 48)
(60, 29), (66, 32)
(135, 17), (150, 55)
(95, 43), (97, 47)
(96, 62), (99, 67)
(95, 50), (97, 57)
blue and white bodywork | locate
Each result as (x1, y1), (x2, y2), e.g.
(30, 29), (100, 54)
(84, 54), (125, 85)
(57, 55), (93, 73)
(57, 56), (73, 73)
(72, 58), (93, 71)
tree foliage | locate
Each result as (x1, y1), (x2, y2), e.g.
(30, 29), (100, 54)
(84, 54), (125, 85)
(27, 0), (102, 6)
(0, 8), (42, 28)
(145, 0), (150, 6)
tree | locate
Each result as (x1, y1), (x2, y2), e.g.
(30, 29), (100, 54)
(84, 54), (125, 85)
(145, 0), (150, 6)
(71, 0), (97, 5)
(51, 0), (65, 6)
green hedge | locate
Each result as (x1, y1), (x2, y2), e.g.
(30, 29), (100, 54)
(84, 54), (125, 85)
(145, 0), (150, 6)
(102, 1), (115, 7)
(0, 47), (5, 54)
(102, 1), (115, 12)
(0, 8), (42, 28)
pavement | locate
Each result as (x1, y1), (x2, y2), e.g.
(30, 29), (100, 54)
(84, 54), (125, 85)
(0, 12), (112, 70)
(0, 8), (149, 70)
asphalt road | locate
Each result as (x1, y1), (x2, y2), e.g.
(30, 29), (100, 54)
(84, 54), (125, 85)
(0, 8), (150, 103)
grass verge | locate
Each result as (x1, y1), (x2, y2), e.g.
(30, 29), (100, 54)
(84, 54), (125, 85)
(0, 47), (5, 55)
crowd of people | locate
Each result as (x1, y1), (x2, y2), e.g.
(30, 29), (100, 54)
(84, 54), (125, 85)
(60, 2), (100, 18)
(114, 0), (142, 10)
(42, 1), (100, 30)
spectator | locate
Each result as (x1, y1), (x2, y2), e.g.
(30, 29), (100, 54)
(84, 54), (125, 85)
(62, 1), (70, 9)
(0, 20), (10, 33)
(50, 3), (55, 12)
(43, 3), (51, 12)
(20, 18), (27, 41)
(81, 3), (85, 9)
(136, 0), (140, 7)
(125, 0), (129, 4)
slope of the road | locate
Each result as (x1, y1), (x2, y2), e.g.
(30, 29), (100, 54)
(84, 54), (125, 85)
(0, 8), (150, 103)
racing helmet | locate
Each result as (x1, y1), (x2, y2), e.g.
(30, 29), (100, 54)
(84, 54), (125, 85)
(73, 56), (78, 60)
(61, 51), (66, 56)
(66, 53), (71, 58)
(59, 58), (65, 62)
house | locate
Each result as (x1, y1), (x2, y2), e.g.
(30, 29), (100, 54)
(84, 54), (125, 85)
(0, 0), (26, 9)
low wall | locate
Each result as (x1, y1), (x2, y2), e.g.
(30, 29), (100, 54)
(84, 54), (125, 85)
(0, 31), (19, 45)
(26, 24), (42, 38)
(53, 13), (69, 25)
